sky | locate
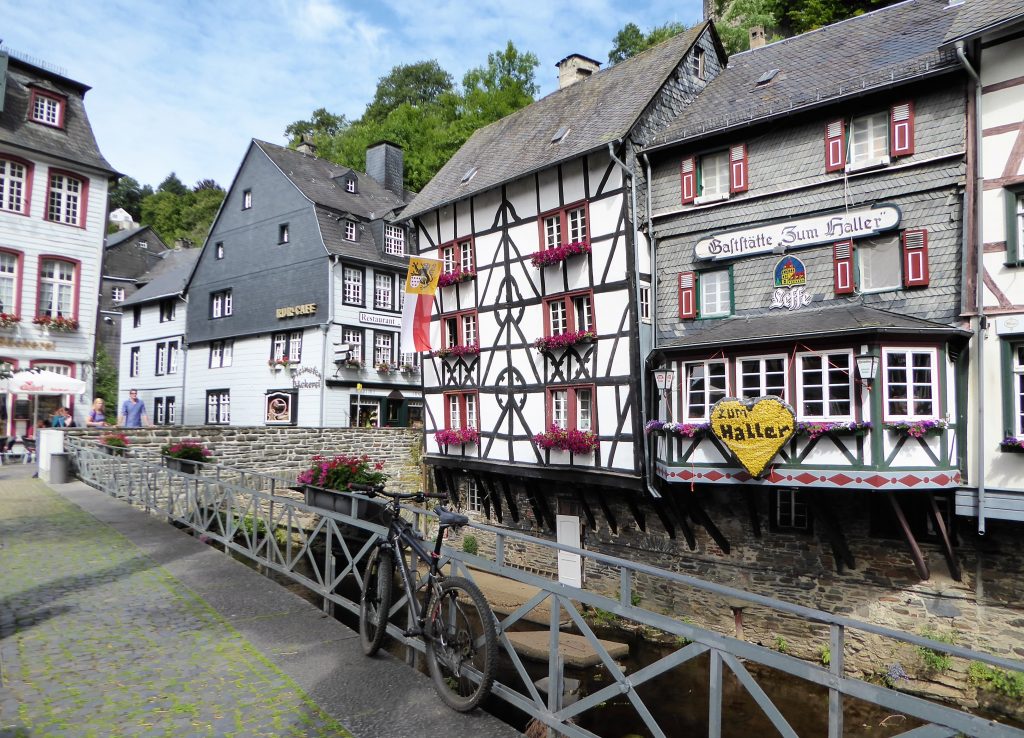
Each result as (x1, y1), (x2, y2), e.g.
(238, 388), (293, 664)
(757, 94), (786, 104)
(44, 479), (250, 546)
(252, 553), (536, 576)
(1, 0), (704, 190)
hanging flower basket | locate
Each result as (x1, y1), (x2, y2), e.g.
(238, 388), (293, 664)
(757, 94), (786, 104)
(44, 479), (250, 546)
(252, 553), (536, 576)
(530, 241), (591, 268)
(796, 421), (872, 439)
(0, 313), (21, 329)
(884, 419), (948, 438)
(33, 315), (79, 332)
(437, 268), (477, 287)
(999, 437), (1024, 453)
(435, 428), (479, 446)
(644, 420), (710, 438)
(533, 329), (596, 352)
(533, 425), (599, 454)
(430, 343), (480, 359)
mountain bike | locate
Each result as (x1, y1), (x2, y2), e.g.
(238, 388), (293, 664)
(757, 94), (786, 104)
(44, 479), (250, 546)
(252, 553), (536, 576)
(349, 483), (498, 712)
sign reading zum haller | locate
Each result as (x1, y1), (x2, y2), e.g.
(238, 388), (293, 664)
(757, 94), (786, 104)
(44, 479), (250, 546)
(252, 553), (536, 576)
(696, 204), (900, 261)
(710, 396), (796, 478)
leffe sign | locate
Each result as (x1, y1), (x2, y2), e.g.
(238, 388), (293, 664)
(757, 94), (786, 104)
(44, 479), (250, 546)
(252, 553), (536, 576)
(695, 205), (901, 261)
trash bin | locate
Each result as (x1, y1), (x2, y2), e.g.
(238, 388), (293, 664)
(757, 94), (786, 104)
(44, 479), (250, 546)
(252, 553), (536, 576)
(50, 452), (69, 484)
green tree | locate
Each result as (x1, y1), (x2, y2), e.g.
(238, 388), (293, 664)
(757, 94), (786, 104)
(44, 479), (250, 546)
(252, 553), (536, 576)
(460, 41), (539, 127)
(140, 178), (225, 246)
(608, 21), (689, 64)
(718, 0), (779, 53)
(92, 342), (118, 407)
(108, 176), (152, 221)
(284, 107), (348, 145)
(157, 172), (189, 196)
(364, 61), (454, 123)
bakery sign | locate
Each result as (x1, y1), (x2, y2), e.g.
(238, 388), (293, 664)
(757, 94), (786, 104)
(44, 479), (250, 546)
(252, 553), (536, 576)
(695, 204), (900, 261)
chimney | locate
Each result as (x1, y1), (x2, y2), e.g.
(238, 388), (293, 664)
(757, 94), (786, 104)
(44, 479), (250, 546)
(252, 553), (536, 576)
(365, 141), (404, 196)
(749, 26), (766, 50)
(296, 133), (317, 156)
(556, 54), (601, 90)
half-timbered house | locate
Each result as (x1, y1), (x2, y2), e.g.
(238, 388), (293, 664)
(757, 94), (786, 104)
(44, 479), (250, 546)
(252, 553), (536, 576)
(644, 0), (972, 580)
(403, 24), (725, 552)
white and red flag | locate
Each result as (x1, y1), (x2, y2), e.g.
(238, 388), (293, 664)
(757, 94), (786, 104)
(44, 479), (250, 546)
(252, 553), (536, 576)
(400, 257), (442, 352)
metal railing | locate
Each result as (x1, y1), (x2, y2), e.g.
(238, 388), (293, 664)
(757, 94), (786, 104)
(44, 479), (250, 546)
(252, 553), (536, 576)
(65, 437), (1024, 738)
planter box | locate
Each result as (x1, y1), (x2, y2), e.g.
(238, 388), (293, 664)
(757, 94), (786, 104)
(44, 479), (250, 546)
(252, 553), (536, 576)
(100, 445), (126, 457)
(302, 485), (390, 527)
(165, 457), (200, 474)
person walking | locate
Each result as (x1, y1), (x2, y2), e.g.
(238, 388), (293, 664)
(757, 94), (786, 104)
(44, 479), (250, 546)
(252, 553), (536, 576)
(118, 390), (150, 428)
(86, 398), (108, 427)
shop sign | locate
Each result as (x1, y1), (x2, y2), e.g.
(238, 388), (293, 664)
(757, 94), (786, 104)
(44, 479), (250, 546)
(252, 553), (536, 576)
(769, 255), (812, 311)
(291, 366), (322, 389)
(0, 337), (56, 350)
(359, 312), (402, 328)
(265, 390), (296, 425)
(276, 303), (317, 319)
(710, 396), (796, 478)
(995, 316), (1024, 336)
(695, 204), (900, 261)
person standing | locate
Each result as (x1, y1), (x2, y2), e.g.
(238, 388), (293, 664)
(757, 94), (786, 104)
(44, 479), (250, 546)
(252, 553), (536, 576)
(86, 398), (107, 427)
(118, 390), (150, 428)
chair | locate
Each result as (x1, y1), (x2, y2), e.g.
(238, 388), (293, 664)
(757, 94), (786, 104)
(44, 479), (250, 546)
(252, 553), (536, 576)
(22, 438), (36, 464)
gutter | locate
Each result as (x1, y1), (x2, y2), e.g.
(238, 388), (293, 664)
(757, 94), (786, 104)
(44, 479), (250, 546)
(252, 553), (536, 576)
(956, 40), (986, 535)
(607, 141), (661, 499)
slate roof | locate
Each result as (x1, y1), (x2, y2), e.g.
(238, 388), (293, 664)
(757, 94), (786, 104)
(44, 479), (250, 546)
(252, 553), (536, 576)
(121, 249), (200, 307)
(403, 23), (711, 220)
(944, 0), (1024, 43)
(104, 225), (165, 250)
(0, 53), (115, 175)
(648, 0), (962, 151)
(657, 304), (970, 353)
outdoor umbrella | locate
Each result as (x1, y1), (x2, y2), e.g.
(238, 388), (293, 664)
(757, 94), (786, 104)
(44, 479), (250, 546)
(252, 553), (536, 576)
(0, 370), (87, 432)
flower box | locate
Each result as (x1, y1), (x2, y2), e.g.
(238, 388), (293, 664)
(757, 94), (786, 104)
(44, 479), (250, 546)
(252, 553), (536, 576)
(162, 440), (213, 474)
(430, 343), (480, 359)
(298, 453), (391, 527)
(33, 315), (79, 332)
(884, 419), (948, 438)
(533, 330), (596, 352)
(796, 421), (872, 439)
(530, 241), (591, 269)
(999, 437), (1024, 453)
(0, 313), (21, 329)
(435, 428), (479, 446)
(644, 420), (710, 437)
(533, 425), (599, 454)
(302, 485), (390, 525)
(100, 432), (130, 456)
(376, 362), (394, 373)
(437, 268), (476, 287)
(343, 359), (363, 370)
(166, 457), (201, 474)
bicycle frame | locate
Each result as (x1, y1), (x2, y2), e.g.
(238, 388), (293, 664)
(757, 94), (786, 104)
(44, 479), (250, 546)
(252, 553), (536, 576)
(377, 506), (449, 636)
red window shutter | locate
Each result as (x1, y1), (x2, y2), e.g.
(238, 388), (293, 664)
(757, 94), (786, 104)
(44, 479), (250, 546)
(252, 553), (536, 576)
(680, 157), (696, 205)
(729, 144), (748, 193)
(678, 272), (697, 319)
(902, 229), (929, 287)
(833, 240), (855, 294)
(825, 120), (845, 172)
(890, 101), (914, 157)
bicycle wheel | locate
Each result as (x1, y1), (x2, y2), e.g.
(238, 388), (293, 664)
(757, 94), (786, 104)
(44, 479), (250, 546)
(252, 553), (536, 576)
(424, 576), (498, 712)
(359, 545), (393, 656)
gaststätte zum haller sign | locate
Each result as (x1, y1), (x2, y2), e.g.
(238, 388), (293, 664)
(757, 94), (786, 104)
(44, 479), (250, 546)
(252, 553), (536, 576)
(695, 204), (901, 261)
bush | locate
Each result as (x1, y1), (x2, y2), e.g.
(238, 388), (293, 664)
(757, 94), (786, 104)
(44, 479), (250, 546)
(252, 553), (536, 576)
(969, 662), (1024, 699)
(461, 534), (478, 555)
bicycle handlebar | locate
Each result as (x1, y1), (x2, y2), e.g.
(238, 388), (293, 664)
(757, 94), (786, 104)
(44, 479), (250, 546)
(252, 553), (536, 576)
(345, 483), (447, 503)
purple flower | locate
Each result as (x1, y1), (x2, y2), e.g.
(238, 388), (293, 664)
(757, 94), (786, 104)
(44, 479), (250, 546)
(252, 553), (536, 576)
(645, 420), (710, 437)
(796, 421), (872, 439)
(533, 425), (599, 454)
(884, 419), (948, 438)
(530, 241), (592, 268)
(437, 268), (477, 287)
(435, 428), (480, 446)
(533, 330), (596, 352)
(430, 343), (480, 359)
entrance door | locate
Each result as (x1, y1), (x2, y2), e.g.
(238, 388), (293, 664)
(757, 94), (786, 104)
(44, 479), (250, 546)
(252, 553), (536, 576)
(556, 514), (583, 588)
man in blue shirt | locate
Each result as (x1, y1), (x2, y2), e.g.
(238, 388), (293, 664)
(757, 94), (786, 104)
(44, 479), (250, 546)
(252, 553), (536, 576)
(118, 389), (150, 428)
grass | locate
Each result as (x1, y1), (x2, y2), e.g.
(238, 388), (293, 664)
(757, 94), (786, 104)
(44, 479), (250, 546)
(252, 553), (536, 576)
(917, 628), (956, 673)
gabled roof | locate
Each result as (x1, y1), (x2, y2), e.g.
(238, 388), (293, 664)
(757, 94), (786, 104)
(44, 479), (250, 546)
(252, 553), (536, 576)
(0, 52), (116, 175)
(121, 249), (200, 307)
(657, 304), (970, 352)
(104, 225), (164, 250)
(403, 23), (713, 220)
(254, 139), (407, 220)
(314, 206), (408, 267)
(648, 0), (962, 152)
(943, 0), (1024, 44)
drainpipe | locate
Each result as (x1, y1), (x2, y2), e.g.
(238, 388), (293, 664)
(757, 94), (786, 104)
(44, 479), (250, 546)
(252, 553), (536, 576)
(641, 152), (661, 498)
(321, 255), (337, 427)
(178, 294), (188, 426)
(956, 40), (986, 534)
(607, 140), (661, 499)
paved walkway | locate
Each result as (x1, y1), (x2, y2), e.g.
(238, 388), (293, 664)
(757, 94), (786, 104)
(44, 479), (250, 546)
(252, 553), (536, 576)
(0, 465), (521, 737)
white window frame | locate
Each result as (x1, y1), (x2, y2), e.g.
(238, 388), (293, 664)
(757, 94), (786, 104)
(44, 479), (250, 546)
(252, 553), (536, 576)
(344, 220), (357, 241)
(215, 242), (224, 259)
(374, 332), (393, 366)
(159, 299), (176, 322)
(211, 290), (232, 318)
(343, 328), (362, 362)
(639, 284), (651, 323)
(1016, 193), (1024, 263)
(343, 267), (363, 304)
(796, 351), (854, 421)
(0, 252), (19, 313)
(682, 359), (729, 421)
(697, 150), (730, 202)
(739, 355), (789, 402)
(549, 385), (593, 432)
(47, 173), (83, 225)
(882, 347), (938, 421)
(31, 93), (62, 126)
(699, 269), (731, 318)
(111, 286), (125, 303)
(39, 259), (75, 318)
(848, 112), (889, 170)
(446, 391), (478, 430)
(374, 273), (393, 310)
(1013, 343), (1024, 437)
(242, 190), (252, 209)
(209, 340), (233, 368)
(384, 224), (405, 256)
(345, 178), (356, 193)
(206, 390), (230, 425)
(129, 347), (140, 377)
(0, 158), (28, 214)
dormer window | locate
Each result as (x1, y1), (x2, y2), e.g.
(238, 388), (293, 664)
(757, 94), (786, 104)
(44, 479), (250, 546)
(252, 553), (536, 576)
(137, 240), (148, 249)
(29, 89), (65, 128)
(345, 178), (357, 193)
(344, 220), (357, 241)
(384, 224), (405, 255)
(689, 48), (707, 81)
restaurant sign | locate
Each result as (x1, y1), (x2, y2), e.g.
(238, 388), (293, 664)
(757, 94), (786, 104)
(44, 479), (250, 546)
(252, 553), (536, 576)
(710, 396), (796, 478)
(695, 204), (900, 261)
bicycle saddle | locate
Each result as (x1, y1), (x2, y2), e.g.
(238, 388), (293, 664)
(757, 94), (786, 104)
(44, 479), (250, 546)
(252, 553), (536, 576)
(435, 506), (469, 528)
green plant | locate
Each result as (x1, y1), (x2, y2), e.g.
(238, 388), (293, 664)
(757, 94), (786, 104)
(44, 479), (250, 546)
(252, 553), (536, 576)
(819, 645), (831, 667)
(969, 662), (1024, 699)
(917, 628), (956, 673)
(462, 534), (479, 555)
(234, 514), (268, 537)
(588, 607), (617, 627)
(161, 440), (213, 462)
(630, 592), (642, 607)
(773, 636), (789, 654)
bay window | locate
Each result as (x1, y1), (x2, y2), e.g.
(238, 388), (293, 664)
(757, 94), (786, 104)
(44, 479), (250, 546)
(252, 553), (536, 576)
(882, 348), (937, 420)
(797, 351), (854, 419)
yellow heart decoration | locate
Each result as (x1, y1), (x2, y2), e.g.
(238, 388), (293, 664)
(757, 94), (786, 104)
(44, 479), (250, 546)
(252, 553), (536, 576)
(710, 397), (796, 478)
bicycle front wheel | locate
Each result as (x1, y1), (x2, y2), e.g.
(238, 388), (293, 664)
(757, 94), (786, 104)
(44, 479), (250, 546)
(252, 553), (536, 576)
(359, 545), (393, 656)
(424, 576), (498, 712)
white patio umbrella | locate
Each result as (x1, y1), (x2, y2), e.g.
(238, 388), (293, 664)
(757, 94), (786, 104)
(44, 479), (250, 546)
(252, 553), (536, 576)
(1, 369), (86, 395)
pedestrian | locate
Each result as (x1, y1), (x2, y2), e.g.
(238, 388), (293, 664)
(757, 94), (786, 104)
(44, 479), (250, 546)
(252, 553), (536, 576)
(86, 398), (108, 427)
(51, 407), (71, 428)
(118, 389), (150, 428)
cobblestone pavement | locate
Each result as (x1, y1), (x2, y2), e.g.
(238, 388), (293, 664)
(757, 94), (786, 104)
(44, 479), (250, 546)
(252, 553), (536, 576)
(0, 472), (352, 737)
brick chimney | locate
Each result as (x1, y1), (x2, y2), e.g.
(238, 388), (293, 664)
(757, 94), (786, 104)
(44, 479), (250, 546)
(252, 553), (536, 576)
(556, 54), (601, 89)
(296, 134), (317, 156)
(749, 26), (766, 49)
(366, 141), (404, 196)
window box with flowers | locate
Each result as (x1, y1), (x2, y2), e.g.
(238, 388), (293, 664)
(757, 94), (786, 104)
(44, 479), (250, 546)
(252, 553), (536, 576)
(0, 313), (20, 329)
(400, 363), (418, 375)
(644, 420), (710, 438)
(435, 428), (479, 447)
(376, 362), (394, 373)
(99, 432), (130, 456)
(533, 329), (596, 353)
(437, 268), (477, 287)
(297, 453), (390, 524)
(883, 419), (948, 438)
(533, 425), (599, 454)
(530, 241), (591, 269)
(162, 440), (213, 474)
(33, 315), (79, 332)
(430, 343), (480, 359)
(999, 437), (1024, 453)
(343, 358), (363, 370)
(268, 357), (295, 372)
(796, 421), (872, 439)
